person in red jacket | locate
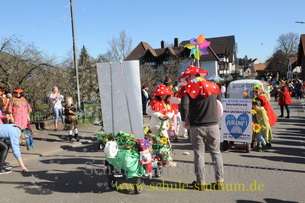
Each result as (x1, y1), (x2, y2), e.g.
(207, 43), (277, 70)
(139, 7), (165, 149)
(278, 85), (292, 118)
(253, 84), (277, 126)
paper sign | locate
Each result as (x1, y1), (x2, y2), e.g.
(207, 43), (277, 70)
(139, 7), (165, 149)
(221, 99), (252, 143)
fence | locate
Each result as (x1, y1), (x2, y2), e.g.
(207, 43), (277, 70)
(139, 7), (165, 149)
(30, 104), (103, 125)
(30, 108), (52, 123)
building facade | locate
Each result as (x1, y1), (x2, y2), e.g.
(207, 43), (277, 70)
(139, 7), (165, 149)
(125, 35), (238, 81)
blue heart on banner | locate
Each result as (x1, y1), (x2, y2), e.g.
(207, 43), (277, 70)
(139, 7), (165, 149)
(225, 114), (249, 139)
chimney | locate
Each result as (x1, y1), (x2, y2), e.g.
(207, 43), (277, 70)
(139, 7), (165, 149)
(174, 38), (179, 47)
(161, 40), (165, 48)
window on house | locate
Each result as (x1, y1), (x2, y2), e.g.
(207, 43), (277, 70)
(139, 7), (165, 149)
(145, 62), (156, 66)
(163, 61), (173, 65)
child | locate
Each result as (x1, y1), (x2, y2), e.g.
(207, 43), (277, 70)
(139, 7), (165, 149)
(63, 97), (79, 142)
(146, 84), (176, 167)
(167, 110), (179, 142)
(146, 84), (174, 138)
(252, 100), (272, 151)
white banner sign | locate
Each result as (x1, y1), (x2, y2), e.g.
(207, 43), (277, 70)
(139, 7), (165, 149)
(221, 99), (252, 143)
(96, 60), (144, 139)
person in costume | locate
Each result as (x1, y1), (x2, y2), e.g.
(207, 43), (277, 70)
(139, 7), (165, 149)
(49, 86), (65, 131)
(146, 84), (176, 166)
(146, 84), (174, 138)
(163, 76), (180, 142)
(63, 97), (79, 142)
(7, 88), (32, 129)
(179, 65), (224, 190)
(253, 83), (277, 127)
(278, 84), (292, 118)
(252, 100), (272, 151)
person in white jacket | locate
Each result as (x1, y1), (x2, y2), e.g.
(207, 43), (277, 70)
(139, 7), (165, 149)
(146, 84), (174, 138)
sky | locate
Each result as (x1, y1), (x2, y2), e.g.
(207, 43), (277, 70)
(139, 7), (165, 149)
(1, 0), (305, 63)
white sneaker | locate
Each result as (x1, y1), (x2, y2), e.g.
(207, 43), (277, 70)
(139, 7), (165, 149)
(0, 168), (12, 174)
(3, 165), (12, 170)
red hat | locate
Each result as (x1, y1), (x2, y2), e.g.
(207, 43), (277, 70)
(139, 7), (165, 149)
(151, 84), (174, 96)
(178, 65), (209, 82)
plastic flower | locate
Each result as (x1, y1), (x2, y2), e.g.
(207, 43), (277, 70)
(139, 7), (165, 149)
(140, 139), (151, 148)
(252, 123), (261, 133)
(161, 137), (168, 144)
(184, 34), (211, 60)
(143, 126), (149, 134)
(252, 109), (257, 115)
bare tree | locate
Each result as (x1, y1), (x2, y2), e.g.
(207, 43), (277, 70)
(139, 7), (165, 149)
(108, 30), (133, 61)
(275, 32), (299, 57)
(140, 64), (158, 88)
(0, 36), (67, 109)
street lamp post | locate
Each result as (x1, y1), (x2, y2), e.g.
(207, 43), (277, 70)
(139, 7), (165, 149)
(70, 0), (81, 109)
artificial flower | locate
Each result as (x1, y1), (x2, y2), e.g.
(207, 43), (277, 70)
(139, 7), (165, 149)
(140, 139), (151, 148)
(161, 137), (168, 144)
(184, 34), (211, 60)
(252, 123), (261, 133)
(143, 126), (149, 134)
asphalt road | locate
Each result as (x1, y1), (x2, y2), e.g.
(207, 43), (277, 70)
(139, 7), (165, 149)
(1, 98), (305, 203)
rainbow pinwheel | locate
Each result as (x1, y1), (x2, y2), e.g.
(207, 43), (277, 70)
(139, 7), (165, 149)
(184, 34), (211, 60)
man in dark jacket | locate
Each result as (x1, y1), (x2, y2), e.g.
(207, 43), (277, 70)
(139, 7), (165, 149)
(179, 65), (224, 190)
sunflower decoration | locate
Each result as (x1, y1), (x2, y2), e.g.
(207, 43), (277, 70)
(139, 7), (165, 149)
(160, 137), (168, 144)
(252, 123), (261, 133)
(252, 109), (257, 115)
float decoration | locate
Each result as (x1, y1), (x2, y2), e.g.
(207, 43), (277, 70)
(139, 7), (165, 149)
(184, 34), (211, 61)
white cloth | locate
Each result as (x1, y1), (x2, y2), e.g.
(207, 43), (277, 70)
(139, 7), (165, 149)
(50, 93), (64, 109)
(146, 106), (173, 131)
